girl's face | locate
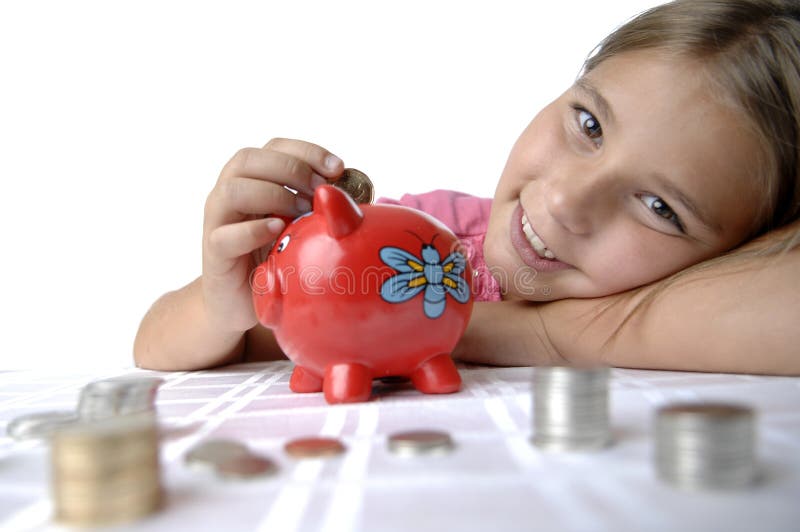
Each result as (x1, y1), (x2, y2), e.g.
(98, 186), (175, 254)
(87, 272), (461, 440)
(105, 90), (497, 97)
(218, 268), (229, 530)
(485, 50), (764, 301)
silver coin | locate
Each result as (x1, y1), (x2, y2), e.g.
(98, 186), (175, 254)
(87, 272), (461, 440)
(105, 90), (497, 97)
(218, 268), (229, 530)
(78, 377), (163, 420)
(387, 430), (455, 456)
(7, 411), (78, 441)
(531, 366), (612, 451)
(184, 438), (250, 472)
(655, 402), (756, 490)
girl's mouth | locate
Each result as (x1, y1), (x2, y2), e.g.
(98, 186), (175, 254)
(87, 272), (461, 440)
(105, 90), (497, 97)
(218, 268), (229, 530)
(509, 204), (572, 272)
(522, 212), (556, 260)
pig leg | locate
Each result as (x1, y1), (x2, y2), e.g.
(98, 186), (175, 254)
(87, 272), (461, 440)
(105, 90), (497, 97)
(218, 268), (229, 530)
(411, 353), (462, 394)
(290, 366), (324, 393)
(323, 363), (372, 403)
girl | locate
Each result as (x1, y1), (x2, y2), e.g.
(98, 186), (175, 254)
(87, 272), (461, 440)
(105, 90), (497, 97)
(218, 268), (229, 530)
(134, 0), (800, 375)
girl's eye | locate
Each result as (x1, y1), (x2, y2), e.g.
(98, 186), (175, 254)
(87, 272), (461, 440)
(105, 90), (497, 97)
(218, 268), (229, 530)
(639, 194), (685, 233)
(276, 235), (291, 252)
(577, 109), (603, 146)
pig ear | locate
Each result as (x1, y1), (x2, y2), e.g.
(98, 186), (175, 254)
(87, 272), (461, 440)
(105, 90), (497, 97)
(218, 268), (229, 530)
(314, 185), (364, 239)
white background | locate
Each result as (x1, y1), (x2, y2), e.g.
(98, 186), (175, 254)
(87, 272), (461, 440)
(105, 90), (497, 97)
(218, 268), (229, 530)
(0, 0), (666, 370)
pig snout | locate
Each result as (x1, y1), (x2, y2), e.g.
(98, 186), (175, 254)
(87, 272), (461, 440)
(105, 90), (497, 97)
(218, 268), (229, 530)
(251, 262), (283, 327)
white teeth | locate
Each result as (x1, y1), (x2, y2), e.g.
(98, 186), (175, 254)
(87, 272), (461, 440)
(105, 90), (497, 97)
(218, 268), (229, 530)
(521, 214), (556, 260)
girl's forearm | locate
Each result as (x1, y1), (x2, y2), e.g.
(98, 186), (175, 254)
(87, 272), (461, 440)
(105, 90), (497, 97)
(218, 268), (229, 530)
(588, 248), (800, 376)
(133, 277), (246, 371)
(458, 246), (800, 376)
(453, 300), (568, 366)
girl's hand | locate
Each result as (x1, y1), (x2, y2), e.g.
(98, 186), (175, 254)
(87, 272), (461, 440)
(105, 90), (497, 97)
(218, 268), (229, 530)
(201, 138), (344, 333)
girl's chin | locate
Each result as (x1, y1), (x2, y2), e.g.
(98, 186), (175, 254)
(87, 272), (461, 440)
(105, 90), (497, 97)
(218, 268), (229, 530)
(491, 262), (559, 301)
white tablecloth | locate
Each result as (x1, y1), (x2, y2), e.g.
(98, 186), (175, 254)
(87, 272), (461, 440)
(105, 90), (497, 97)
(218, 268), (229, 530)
(1, 362), (798, 532)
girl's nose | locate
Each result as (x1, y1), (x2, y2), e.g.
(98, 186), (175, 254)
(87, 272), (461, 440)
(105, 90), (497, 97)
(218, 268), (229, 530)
(543, 171), (611, 235)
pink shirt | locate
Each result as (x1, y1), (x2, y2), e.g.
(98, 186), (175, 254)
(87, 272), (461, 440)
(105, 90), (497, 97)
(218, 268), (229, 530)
(378, 190), (502, 302)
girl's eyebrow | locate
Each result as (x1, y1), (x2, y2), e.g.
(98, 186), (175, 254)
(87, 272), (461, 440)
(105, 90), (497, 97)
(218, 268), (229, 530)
(575, 78), (615, 126)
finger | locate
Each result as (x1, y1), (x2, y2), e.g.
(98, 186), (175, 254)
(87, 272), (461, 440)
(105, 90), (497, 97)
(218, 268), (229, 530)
(204, 176), (310, 233)
(205, 217), (286, 274)
(263, 137), (344, 179)
(222, 147), (328, 197)
(219, 176), (311, 217)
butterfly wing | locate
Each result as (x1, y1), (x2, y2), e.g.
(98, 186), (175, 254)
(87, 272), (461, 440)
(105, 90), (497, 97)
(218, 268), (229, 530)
(380, 247), (425, 273)
(441, 251), (467, 275)
(381, 271), (427, 303)
(442, 274), (470, 303)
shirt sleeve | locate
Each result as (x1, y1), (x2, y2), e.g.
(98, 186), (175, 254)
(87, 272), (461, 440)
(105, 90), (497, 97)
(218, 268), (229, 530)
(376, 190), (492, 237)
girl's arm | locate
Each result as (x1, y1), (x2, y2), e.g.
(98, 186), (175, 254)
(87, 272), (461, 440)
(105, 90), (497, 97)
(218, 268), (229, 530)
(134, 275), (286, 370)
(133, 276), (248, 371)
(456, 238), (800, 376)
(134, 139), (343, 371)
(591, 244), (800, 375)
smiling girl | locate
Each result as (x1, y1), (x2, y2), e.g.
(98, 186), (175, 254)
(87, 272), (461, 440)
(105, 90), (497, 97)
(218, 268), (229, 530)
(135, 0), (800, 375)
(484, 47), (765, 301)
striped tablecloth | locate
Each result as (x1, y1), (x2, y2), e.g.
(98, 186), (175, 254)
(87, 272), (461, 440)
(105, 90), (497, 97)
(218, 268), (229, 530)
(1, 362), (798, 531)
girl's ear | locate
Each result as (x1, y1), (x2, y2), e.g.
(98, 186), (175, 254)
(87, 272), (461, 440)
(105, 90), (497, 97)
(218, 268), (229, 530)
(314, 185), (364, 239)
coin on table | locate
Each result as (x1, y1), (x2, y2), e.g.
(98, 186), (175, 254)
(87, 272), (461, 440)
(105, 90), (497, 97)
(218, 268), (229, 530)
(284, 437), (347, 459)
(184, 438), (251, 472)
(214, 453), (278, 480)
(51, 414), (162, 527)
(334, 168), (374, 204)
(78, 376), (163, 420)
(387, 430), (455, 456)
(7, 411), (78, 441)
(531, 365), (612, 452)
(655, 402), (756, 490)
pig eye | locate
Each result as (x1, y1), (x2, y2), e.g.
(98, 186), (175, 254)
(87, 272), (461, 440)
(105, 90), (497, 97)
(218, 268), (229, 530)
(276, 235), (291, 252)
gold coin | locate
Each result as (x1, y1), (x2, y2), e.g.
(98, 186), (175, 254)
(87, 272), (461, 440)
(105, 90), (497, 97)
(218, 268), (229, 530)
(51, 414), (162, 527)
(284, 437), (347, 459)
(214, 453), (278, 479)
(658, 402), (753, 419)
(334, 168), (374, 204)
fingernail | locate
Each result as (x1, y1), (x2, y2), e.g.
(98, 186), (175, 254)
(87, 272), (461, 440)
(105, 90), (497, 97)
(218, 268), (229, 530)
(311, 173), (327, 189)
(295, 196), (311, 212)
(266, 218), (285, 233)
(325, 154), (342, 171)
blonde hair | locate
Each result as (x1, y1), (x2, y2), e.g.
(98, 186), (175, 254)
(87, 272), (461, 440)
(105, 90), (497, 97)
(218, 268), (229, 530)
(585, 0), (799, 238)
(583, 0), (800, 336)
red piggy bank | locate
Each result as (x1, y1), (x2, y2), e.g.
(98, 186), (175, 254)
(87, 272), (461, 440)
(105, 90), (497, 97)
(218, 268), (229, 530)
(251, 185), (474, 404)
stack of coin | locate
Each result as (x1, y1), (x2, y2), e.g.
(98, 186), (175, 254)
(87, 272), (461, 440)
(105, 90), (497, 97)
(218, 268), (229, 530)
(531, 366), (611, 451)
(78, 376), (163, 420)
(655, 402), (756, 490)
(185, 438), (277, 480)
(334, 168), (374, 204)
(50, 413), (162, 526)
(6, 376), (164, 442)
